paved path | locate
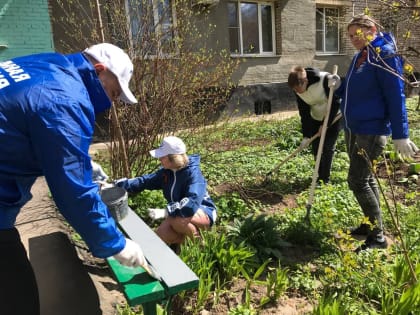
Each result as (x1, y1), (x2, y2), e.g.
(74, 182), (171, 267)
(16, 177), (123, 315)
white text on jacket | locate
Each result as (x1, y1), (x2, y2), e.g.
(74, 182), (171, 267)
(0, 60), (31, 89)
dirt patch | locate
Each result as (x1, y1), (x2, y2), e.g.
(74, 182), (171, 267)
(375, 154), (420, 205)
(16, 177), (125, 315)
(172, 278), (313, 315)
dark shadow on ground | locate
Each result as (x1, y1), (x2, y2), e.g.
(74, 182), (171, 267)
(236, 176), (312, 206)
(29, 232), (102, 315)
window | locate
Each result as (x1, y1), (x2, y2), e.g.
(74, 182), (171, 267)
(127, 0), (174, 55)
(316, 7), (339, 54)
(228, 1), (275, 56)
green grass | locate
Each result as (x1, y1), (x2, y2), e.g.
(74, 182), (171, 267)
(124, 97), (420, 315)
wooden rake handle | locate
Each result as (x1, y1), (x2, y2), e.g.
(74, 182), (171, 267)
(305, 65), (339, 223)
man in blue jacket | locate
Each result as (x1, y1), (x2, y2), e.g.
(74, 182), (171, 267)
(0, 43), (146, 315)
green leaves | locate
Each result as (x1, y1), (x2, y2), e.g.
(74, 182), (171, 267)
(226, 214), (291, 262)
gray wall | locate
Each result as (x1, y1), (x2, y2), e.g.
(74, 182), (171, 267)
(202, 0), (357, 116)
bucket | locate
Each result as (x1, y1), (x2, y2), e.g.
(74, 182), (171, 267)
(100, 186), (128, 221)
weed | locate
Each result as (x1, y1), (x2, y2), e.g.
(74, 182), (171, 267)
(264, 265), (289, 304)
(228, 303), (257, 315)
(212, 192), (252, 223)
(226, 214), (291, 262)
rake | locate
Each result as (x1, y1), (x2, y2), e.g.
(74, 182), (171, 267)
(264, 113), (342, 182)
(304, 65), (339, 225)
(264, 134), (319, 180)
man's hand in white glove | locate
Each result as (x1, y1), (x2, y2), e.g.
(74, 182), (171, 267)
(91, 161), (109, 182)
(327, 74), (341, 89)
(113, 238), (146, 268)
(393, 138), (419, 160)
(299, 137), (311, 149)
(148, 208), (168, 220)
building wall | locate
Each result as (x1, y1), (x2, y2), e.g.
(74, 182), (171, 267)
(280, 0), (316, 56)
(0, 0), (54, 60)
(226, 0), (352, 86)
(220, 0), (353, 114)
(217, 0), (420, 115)
(48, 0), (108, 54)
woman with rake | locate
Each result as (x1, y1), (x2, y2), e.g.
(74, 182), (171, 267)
(288, 66), (342, 185)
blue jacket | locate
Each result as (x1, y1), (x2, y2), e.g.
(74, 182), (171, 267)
(0, 52), (125, 258)
(117, 154), (217, 225)
(336, 32), (409, 139)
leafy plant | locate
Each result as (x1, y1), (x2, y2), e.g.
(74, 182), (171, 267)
(263, 264), (289, 305)
(312, 295), (347, 315)
(178, 230), (259, 313)
(226, 214), (291, 262)
(228, 303), (257, 315)
(380, 255), (420, 314)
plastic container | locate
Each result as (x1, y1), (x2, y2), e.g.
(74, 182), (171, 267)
(100, 186), (128, 221)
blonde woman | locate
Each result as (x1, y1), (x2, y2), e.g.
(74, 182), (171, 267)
(116, 136), (217, 253)
(335, 14), (418, 251)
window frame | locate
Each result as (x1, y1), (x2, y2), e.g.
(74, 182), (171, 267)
(126, 0), (177, 58)
(228, 0), (276, 57)
(315, 6), (340, 55)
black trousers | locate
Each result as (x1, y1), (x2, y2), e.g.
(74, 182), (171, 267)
(310, 118), (342, 183)
(0, 228), (40, 315)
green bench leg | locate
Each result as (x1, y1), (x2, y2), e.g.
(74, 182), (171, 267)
(142, 301), (157, 315)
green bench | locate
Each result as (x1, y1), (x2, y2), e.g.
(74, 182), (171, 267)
(106, 207), (199, 315)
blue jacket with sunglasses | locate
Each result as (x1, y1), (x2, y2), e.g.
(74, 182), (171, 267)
(335, 32), (409, 139)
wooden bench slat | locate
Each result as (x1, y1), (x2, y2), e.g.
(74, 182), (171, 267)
(117, 208), (199, 295)
(107, 257), (165, 306)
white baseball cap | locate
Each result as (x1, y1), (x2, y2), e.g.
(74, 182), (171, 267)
(150, 136), (186, 158)
(84, 43), (138, 104)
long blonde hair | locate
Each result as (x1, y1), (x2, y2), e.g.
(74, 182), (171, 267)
(168, 153), (189, 170)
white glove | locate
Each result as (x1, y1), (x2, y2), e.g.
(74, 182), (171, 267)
(327, 74), (341, 89)
(299, 137), (311, 149)
(113, 238), (146, 268)
(393, 139), (419, 159)
(91, 161), (109, 182)
(148, 208), (168, 220)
